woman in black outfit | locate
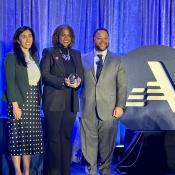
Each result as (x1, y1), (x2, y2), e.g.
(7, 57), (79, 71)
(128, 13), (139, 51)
(40, 24), (83, 175)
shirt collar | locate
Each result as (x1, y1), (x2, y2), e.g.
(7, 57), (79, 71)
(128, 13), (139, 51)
(94, 49), (108, 59)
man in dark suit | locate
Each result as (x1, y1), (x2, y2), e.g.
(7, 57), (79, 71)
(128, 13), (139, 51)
(80, 28), (127, 175)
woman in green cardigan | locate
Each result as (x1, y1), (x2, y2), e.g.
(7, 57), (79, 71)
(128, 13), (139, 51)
(4, 26), (44, 175)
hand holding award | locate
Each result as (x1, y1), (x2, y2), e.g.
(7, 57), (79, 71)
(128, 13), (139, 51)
(65, 73), (81, 88)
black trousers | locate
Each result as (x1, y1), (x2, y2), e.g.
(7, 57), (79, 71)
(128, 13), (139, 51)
(44, 110), (76, 175)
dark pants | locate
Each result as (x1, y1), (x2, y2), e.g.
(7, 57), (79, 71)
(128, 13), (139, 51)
(44, 110), (76, 175)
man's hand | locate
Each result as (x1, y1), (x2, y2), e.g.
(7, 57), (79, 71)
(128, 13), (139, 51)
(112, 106), (124, 119)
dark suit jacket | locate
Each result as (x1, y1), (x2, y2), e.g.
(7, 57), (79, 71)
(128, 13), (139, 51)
(40, 46), (84, 112)
(3, 52), (41, 108)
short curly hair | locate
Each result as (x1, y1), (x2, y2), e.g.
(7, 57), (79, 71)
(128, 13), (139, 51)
(93, 28), (109, 39)
(52, 24), (75, 48)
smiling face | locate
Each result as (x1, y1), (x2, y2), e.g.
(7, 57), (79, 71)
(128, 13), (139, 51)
(94, 30), (109, 51)
(18, 30), (33, 53)
(59, 28), (72, 48)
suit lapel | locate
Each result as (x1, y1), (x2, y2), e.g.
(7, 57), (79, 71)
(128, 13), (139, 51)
(70, 49), (77, 73)
(87, 51), (111, 82)
(103, 51), (111, 69)
(53, 48), (66, 76)
(97, 51), (111, 81)
(89, 52), (96, 81)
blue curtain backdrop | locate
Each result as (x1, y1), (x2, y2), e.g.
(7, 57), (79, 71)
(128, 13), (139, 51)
(0, 0), (175, 162)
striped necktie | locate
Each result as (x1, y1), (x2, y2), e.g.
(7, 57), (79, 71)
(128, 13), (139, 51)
(96, 54), (103, 81)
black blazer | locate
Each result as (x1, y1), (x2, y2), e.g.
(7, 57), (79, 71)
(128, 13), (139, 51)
(40, 47), (84, 112)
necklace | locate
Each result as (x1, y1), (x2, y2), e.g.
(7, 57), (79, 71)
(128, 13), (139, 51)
(59, 49), (71, 61)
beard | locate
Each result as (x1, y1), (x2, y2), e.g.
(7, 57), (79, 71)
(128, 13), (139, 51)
(95, 44), (109, 51)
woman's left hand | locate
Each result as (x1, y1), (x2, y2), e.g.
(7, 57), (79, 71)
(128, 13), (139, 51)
(65, 77), (81, 88)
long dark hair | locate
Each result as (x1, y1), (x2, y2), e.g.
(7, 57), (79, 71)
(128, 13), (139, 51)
(13, 26), (37, 66)
(52, 24), (75, 48)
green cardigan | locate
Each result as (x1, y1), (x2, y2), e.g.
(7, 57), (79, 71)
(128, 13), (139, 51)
(3, 52), (40, 108)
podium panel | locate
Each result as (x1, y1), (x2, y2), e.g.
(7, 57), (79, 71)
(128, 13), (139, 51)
(121, 45), (175, 130)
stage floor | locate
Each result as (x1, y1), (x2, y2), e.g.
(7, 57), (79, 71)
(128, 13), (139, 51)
(71, 163), (120, 175)
(70, 163), (175, 175)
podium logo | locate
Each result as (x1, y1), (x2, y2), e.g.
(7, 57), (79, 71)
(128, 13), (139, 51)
(126, 61), (175, 112)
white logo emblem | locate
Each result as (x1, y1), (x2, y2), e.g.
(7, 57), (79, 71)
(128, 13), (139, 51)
(126, 61), (175, 112)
